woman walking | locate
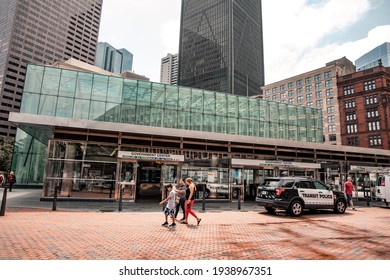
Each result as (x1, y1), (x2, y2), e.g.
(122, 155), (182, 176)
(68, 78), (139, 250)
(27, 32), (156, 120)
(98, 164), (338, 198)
(182, 178), (201, 226)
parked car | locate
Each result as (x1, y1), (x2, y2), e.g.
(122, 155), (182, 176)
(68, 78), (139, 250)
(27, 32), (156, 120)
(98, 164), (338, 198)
(256, 177), (347, 216)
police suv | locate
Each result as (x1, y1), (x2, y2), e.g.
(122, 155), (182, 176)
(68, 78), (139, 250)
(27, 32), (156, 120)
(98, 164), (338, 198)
(256, 177), (347, 216)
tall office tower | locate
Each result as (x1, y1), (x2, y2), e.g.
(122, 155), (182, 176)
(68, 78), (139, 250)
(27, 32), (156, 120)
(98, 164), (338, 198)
(178, 0), (264, 96)
(95, 42), (133, 74)
(355, 42), (390, 71)
(0, 0), (103, 138)
(160, 53), (179, 85)
(261, 57), (356, 145)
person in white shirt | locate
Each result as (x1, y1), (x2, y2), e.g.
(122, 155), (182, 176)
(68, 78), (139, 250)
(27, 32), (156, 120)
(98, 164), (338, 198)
(159, 184), (176, 227)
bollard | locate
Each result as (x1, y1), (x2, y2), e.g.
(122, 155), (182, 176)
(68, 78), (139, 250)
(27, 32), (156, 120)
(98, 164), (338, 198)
(0, 186), (8, 216)
(118, 184), (123, 212)
(202, 185), (206, 211)
(365, 187), (370, 207)
(52, 184), (58, 211)
(237, 188), (241, 210)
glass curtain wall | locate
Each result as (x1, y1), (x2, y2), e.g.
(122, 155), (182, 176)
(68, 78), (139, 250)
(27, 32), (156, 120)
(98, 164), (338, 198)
(21, 64), (324, 142)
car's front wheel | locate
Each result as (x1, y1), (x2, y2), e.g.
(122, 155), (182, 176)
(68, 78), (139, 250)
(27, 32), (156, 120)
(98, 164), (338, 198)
(289, 200), (303, 216)
(333, 199), (347, 214)
(265, 206), (275, 214)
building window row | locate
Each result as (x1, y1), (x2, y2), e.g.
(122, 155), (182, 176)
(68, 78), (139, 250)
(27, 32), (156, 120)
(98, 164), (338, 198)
(344, 100), (356, 108)
(347, 137), (359, 146)
(346, 124), (357, 134)
(346, 112), (356, 121)
(365, 95), (377, 105)
(364, 80), (376, 91)
(368, 121), (380, 131)
(369, 135), (382, 146)
(367, 108), (379, 118)
(343, 85), (354, 95)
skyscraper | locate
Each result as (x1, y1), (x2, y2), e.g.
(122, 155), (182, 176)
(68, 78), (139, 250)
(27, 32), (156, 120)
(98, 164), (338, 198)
(160, 53), (179, 85)
(178, 0), (264, 96)
(355, 42), (390, 71)
(95, 42), (133, 74)
(0, 0), (103, 138)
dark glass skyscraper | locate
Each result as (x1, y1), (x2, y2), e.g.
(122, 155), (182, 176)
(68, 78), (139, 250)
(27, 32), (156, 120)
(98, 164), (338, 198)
(0, 0), (103, 137)
(178, 0), (264, 96)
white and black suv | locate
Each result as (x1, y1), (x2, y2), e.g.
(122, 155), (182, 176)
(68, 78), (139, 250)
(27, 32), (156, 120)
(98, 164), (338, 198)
(256, 177), (347, 216)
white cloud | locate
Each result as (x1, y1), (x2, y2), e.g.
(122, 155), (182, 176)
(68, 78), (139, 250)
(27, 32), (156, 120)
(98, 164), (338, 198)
(262, 0), (372, 83)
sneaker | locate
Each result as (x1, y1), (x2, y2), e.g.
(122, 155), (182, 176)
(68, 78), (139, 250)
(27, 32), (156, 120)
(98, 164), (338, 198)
(179, 218), (185, 221)
(169, 223), (176, 227)
(352, 207), (357, 211)
(162, 222), (168, 226)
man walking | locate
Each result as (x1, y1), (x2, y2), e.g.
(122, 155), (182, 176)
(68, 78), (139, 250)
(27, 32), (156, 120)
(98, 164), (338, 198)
(344, 176), (356, 211)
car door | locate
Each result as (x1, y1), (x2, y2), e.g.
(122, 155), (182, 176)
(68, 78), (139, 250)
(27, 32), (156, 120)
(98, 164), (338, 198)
(313, 180), (334, 206)
(296, 180), (318, 206)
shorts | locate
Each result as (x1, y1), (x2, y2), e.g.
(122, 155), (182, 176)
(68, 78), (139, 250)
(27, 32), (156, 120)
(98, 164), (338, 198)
(164, 207), (175, 217)
(346, 194), (353, 200)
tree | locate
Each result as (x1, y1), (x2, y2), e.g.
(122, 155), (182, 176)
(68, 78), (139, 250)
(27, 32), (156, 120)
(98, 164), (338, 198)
(0, 137), (14, 172)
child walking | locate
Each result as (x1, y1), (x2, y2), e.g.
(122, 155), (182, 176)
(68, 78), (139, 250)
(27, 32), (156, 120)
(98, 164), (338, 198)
(159, 184), (176, 227)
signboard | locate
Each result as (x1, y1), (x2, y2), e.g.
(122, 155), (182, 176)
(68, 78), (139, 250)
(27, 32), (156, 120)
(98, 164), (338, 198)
(118, 151), (184, 162)
(350, 165), (390, 174)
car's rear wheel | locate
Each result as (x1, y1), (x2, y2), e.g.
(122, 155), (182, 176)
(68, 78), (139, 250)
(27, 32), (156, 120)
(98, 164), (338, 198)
(333, 199), (347, 214)
(265, 206), (275, 214)
(289, 200), (303, 216)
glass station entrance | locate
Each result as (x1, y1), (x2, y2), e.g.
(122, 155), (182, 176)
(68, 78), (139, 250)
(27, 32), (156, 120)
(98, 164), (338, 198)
(117, 151), (184, 202)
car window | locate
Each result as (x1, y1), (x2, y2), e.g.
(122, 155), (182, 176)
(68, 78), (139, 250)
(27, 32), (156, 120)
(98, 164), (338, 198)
(295, 181), (313, 189)
(281, 180), (295, 188)
(261, 180), (280, 188)
(313, 181), (328, 190)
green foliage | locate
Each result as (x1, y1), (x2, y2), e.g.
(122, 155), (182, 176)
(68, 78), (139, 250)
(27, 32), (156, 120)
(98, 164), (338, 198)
(0, 137), (14, 172)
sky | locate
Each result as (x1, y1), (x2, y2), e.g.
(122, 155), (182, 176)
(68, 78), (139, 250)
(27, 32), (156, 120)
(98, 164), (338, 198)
(98, 0), (390, 84)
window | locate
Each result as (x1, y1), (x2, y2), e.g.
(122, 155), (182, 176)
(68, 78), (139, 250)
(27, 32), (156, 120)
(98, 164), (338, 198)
(365, 95), (378, 105)
(296, 80), (302, 87)
(297, 87), (303, 94)
(368, 121), (380, 131)
(305, 85), (312, 92)
(297, 96), (303, 103)
(343, 85), (354, 95)
(280, 92), (286, 99)
(346, 112), (356, 121)
(328, 125), (336, 132)
(369, 135), (382, 146)
(325, 80), (333, 87)
(345, 100), (356, 108)
(327, 115), (335, 123)
(315, 91), (322, 99)
(288, 90), (294, 97)
(315, 83), (322, 90)
(346, 124), (358, 134)
(326, 97), (334, 105)
(272, 95), (277, 101)
(307, 102), (313, 107)
(288, 82), (294, 89)
(347, 137), (359, 146)
(328, 134), (336, 141)
(324, 71), (332, 78)
(325, 89), (333, 96)
(314, 74), (321, 82)
(366, 108), (379, 118)
(316, 100), (323, 107)
(272, 87), (277, 93)
(305, 77), (312, 84)
(280, 84), (286, 91)
(327, 106), (334, 114)
(306, 93), (313, 101)
(364, 80), (376, 91)
(265, 89), (270, 96)
(288, 98), (294, 104)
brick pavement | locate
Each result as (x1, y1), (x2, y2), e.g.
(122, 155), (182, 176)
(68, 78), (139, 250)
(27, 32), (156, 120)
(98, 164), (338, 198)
(1, 205), (390, 260)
